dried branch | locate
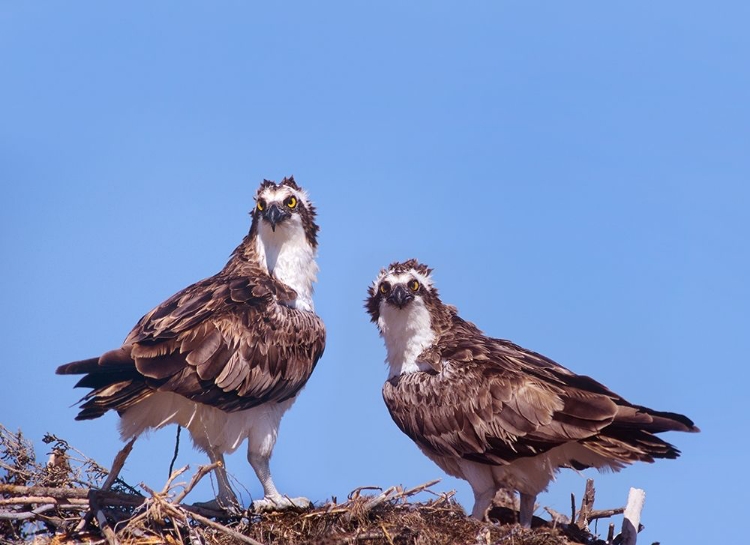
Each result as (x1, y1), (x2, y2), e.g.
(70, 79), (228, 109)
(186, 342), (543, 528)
(0, 484), (89, 499)
(575, 478), (595, 530)
(165, 503), (265, 545)
(95, 508), (118, 545)
(589, 506), (625, 520)
(544, 507), (570, 525)
(100, 437), (137, 492)
(173, 462), (220, 505)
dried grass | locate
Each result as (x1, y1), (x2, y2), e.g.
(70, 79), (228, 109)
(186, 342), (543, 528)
(0, 425), (616, 545)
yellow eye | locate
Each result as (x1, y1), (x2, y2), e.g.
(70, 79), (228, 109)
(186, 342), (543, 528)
(285, 196), (298, 209)
(379, 282), (391, 295)
(256, 199), (265, 211)
(408, 280), (420, 292)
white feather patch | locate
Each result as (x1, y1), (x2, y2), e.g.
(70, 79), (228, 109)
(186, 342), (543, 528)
(255, 207), (318, 312)
(378, 296), (436, 378)
(119, 392), (296, 457)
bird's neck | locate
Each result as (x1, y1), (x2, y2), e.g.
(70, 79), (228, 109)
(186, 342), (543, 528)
(254, 223), (318, 311)
(378, 300), (436, 379)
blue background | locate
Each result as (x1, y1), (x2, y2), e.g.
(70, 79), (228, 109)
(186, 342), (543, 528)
(2, 3), (747, 543)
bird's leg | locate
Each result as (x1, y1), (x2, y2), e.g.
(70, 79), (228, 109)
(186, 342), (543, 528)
(247, 451), (311, 512)
(470, 487), (496, 520)
(462, 462), (496, 520)
(193, 449), (242, 514)
(518, 492), (536, 528)
(247, 429), (311, 512)
(248, 451), (281, 503)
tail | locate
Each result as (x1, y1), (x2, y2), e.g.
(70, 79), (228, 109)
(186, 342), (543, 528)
(57, 347), (151, 420)
(582, 404), (698, 464)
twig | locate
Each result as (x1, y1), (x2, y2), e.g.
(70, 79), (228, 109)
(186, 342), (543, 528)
(173, 462), (220, 505)
(380, 522), (395, 545)
(589, 507), (625, 521)
(161, 465), (190, 495)
(100, 437), (137, 492)
(88, 488), (146, 507)
(168, 426), (182, 479)
(349, 486), (398, 520)
(0, 503), (56, 520)
(544, 507), (570, 524)
(0, 460), (37, 481)
(570, 492), (576, 524)
(575, 479), (595, 530)
(343, 479), (441, 522)
(0, 495), (87, 506)
(0, 484), (90, 499)
(166, 503), (266, 545)
(76, 437), (137, 532)
(348, 486), (384, 501)
(399, 479), (441, 499)
(96, 508), (119, 545)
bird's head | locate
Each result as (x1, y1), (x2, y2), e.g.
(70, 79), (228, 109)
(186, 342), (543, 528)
(366, 259), (446, 376)
(366, 259), (438, 320)
(251, 176), (319, 249)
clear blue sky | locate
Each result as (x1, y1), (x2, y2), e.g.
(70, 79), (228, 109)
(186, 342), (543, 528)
(1, 3), (748, 543)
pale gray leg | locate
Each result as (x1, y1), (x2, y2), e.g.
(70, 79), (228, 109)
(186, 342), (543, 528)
(470, 487), (496, 520)
(248, 451), (311, 512)
(519, 492), (536, 528)
(460, 461), (496, 520)
(245, 400), (310, 512)
(248, 451), (282, 504)
(193, 448), (241, 512)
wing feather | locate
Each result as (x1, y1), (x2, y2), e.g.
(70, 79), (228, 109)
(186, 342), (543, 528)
(383, 313), (692, 467)
(59, 266), (325, 418)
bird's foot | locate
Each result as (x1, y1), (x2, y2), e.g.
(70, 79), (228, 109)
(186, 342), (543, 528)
(192, 497), (244, 517)
(252, 494), (312, 513)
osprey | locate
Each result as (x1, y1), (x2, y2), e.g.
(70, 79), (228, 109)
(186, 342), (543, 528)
(57, 177), (325, 512)
(366, 259), (698, 527)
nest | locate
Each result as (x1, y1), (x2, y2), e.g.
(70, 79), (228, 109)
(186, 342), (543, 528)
(0, 425), (628, 545)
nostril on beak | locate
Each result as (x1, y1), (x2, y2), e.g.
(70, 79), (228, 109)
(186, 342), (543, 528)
(388, 285), (413, 309)
(265, 205), (285, 231)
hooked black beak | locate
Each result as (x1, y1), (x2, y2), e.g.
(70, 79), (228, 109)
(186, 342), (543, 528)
(387, 285), (413, 309)
(262, 204), (290, 231)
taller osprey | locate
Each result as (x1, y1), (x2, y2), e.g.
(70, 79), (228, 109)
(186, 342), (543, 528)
(366, 259), (697, 527)
(57, 177), (325, 512)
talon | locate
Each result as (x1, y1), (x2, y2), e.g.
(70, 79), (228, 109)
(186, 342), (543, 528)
(252, 495), (311, 513)
(193, 498), (244, 516)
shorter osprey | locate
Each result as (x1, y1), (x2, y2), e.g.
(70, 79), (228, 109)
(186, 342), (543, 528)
(57, 177), (325, 512)
(366, 259), (698, 527)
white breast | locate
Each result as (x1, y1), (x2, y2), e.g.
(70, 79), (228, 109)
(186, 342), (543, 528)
(255, 220), (318, 312)
(378, 297), (436, 378)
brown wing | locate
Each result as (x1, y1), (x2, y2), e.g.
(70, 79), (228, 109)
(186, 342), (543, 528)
(57, 270), (325, 419)
(383, 315), (696, 467)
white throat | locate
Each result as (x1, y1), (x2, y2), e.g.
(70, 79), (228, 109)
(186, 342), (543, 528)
(378, 298), (436, 379)
(255, 221), (318, 311)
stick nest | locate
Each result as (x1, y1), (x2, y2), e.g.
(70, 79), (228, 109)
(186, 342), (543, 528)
(0, 425), (621, 545)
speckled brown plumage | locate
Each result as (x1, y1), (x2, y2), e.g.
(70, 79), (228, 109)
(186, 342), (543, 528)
(382, 310), (696, 468)
(58, 178), (325, 419)
(367, 259), (697, 479)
